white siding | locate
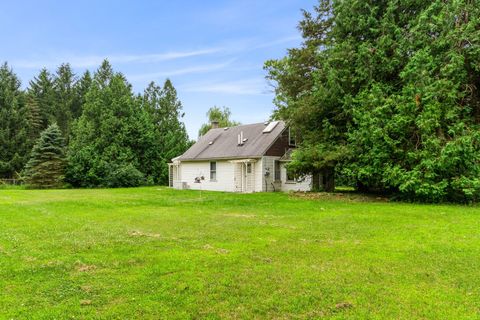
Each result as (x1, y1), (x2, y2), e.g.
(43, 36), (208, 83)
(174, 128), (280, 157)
(177, 161), (235, 192)
(254, 158), (264, 191)
(280, 163), (312, 192)
(171, 157), (312, 193)
(261, 156), (281, 192)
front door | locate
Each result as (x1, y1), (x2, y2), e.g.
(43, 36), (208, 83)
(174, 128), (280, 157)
(233, 162), (255, 193)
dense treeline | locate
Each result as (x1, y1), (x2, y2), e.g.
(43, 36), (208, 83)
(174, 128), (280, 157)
(266, 0), (480, 202)
(0, 60), (191, 187)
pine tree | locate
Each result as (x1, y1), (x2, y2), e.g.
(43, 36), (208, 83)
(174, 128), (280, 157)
(24, 123), (66, 188)
(0, 63), (29, 179)
(53, 63), (77, 137)
(25, 94), (43, 141)
(28, 68), (56, 130)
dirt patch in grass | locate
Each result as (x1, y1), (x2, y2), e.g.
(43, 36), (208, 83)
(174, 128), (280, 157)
(222, 213), (256, 218)
(80, 299), (92, 306)
(291, 191), (389, 202)
(129, 230), (161, 238)
(75, 263), (97, 273)
(203, 244), (230, 254)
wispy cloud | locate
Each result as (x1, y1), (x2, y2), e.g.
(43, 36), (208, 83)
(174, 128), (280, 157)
(128, 59), (236, 81)
(10, 48), (222, 69)
(182, 78), (269, 95)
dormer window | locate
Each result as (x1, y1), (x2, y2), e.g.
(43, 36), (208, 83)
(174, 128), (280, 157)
(288, 128), (296, 146)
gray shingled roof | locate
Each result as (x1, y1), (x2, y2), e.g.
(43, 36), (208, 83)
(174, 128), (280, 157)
(177, 121), (286, 161)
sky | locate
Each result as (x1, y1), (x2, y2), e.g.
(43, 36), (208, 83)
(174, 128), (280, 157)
(0, 0), (316, 138)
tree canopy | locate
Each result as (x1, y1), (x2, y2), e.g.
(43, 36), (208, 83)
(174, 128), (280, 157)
(0, 59), (191, 188)
(266, 0), (480, 202)
(24, 123), (66, 188)
(198, 106), (241, 136)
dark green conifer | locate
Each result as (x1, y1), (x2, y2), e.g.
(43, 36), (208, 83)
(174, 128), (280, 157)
(24, 123), (66, 188)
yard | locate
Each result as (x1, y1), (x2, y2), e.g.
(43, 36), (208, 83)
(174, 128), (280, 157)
(1, 187), (479, 319)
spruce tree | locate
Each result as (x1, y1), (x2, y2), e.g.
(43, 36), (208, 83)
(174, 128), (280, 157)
(28, 68), (56, 130)
(25, 95), (43, 142)
(24, 123), (66, 188)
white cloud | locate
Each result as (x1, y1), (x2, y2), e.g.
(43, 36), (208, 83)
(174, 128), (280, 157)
(128, 59), (236, 81)
(10, 48), (222, 69)
(182, 78), (269, 95)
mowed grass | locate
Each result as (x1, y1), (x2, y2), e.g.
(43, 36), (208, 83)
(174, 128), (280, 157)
(1, 188), (480, 319)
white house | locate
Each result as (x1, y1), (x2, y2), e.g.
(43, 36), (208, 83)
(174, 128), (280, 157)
(168, 121), (314, 193)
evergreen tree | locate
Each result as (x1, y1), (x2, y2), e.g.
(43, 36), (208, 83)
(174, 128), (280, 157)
(24, 123), (66, 188)
(266, 0), (480, 202)
(73, 70), (92, 119)
(53, 63), (77, 137)
(66, 60), (155, 187)
(143, 79), (191, 184)
(28, 68), (56, 130)
(0, 63), (29, 179)
(198, 106), (240, 136)
(25, 94), (43, 142)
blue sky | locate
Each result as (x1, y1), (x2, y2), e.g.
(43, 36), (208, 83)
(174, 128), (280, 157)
(1, 0), (316, 138)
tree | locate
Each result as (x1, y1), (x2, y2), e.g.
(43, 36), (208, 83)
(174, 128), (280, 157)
(73, 70), (92, 119)
(53, 63), (77, 137)
(28, 68), (56, 131)
(66, 60), (156, 188)
(143, 79), (191, 184)
(0, 63), (29, 179)
(266, 0), (480, 202)
(23, 123), (66, 188)
(25, 94), (43, 142)
(198, 106), (240, 136)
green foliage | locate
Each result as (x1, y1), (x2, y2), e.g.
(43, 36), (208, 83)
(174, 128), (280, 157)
(66, 60), (156, 188)
(198, 106), (241, 136)
(23, 123), (66, 188)
(266, 0), (480, 202)
(0, 63), (29, 179)
(28, 68), (56, 130)
(143, 79), (191, 184)
(53, 63), (77, 138)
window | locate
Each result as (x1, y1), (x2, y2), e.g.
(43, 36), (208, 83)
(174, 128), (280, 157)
(246, 163), (252, 174)
(274, 161), (281, 181)
(288, 128), (296, 146)
(210, 161), (217, 181)
(286, 167), (297, 182)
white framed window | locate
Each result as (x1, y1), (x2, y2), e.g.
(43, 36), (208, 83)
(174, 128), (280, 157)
(274, 161), (281, 181)
(288, 127), (296, 146)
(286, 166), (297, 183)
(210, 161), (217, 181)
(246, 163), (252, 174)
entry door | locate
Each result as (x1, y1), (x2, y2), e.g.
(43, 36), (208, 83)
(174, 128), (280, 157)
(234, 163), (243, 192)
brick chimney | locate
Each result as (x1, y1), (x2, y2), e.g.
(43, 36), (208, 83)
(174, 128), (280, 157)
(211, 120), (219, 129)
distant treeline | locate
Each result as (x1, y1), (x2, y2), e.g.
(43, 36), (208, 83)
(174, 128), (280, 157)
(0, 60), (191, 188)
(266, 0), (480, 202)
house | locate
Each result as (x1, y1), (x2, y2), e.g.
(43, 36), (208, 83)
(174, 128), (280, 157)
(168, 121), (313, 193)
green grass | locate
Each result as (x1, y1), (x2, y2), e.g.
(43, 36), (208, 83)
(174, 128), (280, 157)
(1, 187), (480, 319)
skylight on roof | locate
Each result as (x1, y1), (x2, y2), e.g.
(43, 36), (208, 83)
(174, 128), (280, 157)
(262, 121), (279, 133)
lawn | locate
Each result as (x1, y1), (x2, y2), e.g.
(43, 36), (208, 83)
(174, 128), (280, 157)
(1, 187), (479, 319)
